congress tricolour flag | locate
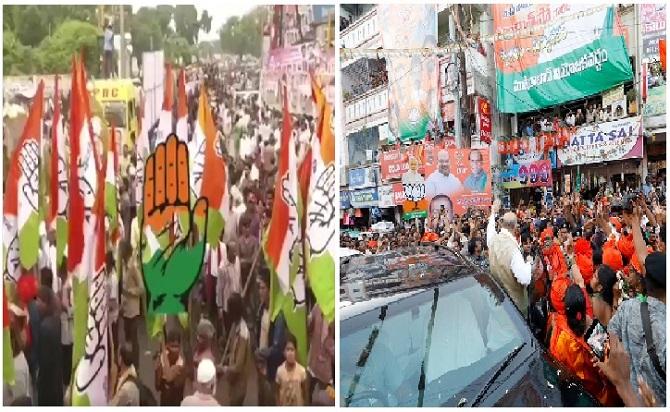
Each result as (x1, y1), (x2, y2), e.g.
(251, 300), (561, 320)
(156, 63), (174, 145)
(49, 76), (69, 268)
(68, 57), (101, 400)
(3, 80), (44, 282)
(176, 68), (188, 142)
(72, 120), (109, 406)
(3, 289), (15, 386)
(304, 77), (336, 322)
(193, 85), (228, 244)
(105, 122), (120, 243)
(263, 87), (307, 364)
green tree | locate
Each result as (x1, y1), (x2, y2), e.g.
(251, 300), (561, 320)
(130, 7), (164, 63)
(13, 5), (49, 48)
(164, 34), (194, 65)
(218, 7), (266, 57)
(174, 5), (200, 45)
(38, 20), (101, 76)
(3, 30), (40, 75)
(200, 10), (212, 35)
(156, 5), (174, 35)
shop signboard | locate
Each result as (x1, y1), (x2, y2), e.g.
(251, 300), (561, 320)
(493, 5), (633, 113)
(348, 166), (377, 189)
(350, 188), (379, 208)
(378, 185), (396, 208)
(341, 190), (351, 209)
(641, 4), (666, 62)
(557, 116), (643, 166)
(643, 84), (666, 119)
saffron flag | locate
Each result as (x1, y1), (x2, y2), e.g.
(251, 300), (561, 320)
(304, 77), (336, 322)
(263, 87), (308, 364)
(3, 80), (44, 282)
(176, 68), (189, 142)
(193, 85), (228, 244)
(157, 63), (174, 145)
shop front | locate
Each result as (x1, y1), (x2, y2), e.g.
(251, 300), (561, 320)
(347, 187), (379, 228)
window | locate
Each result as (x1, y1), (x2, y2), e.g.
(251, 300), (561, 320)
(341, 276), (525, 407)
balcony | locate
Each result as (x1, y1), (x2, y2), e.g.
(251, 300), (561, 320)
(344, 86), (388, 132)
(340, 6), (381, 51)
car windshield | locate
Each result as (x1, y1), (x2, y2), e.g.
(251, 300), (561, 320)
(103, 102), (127, 128)
(341, 275), (526, 407)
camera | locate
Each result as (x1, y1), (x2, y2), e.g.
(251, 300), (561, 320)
(622, 192), (641, 214)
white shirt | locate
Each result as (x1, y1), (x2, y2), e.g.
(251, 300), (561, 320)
(425, 171), (464, 199)
(218, 254), (241, 312)
(3, 352), (31, 405)
(486, 213), (531, 286)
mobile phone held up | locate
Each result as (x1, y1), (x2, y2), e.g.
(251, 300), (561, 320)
(586, 320), (609, 361)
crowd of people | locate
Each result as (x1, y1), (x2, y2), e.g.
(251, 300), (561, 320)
(341, 176), (666, 406)
(3, 56), (334, 407)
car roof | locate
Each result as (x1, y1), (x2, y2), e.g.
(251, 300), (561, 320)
(340, 244), (483, 311)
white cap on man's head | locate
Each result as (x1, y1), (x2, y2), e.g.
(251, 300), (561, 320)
(197, 358), (216, 384)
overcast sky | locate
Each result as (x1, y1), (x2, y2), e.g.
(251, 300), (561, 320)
(131, 3), (257, 42)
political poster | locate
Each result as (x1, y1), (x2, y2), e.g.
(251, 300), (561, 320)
(557, 115), (643, 166)
(261, 5), (334, 114)
(641, 4), (666, 62)
(378, 4), (438, 142)
(493, 5), (633, 113)
(379, 144), (426, 181)
(501, 158), (553, 189)
(423, 146), (493, 216)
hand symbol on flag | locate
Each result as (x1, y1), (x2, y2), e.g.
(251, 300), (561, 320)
(141, 134), (208, 314)
(19, 140), (40, 212)
(308, 164), (336, 255)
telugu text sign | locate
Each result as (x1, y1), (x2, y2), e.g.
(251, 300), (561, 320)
(493, 5), (633, 113)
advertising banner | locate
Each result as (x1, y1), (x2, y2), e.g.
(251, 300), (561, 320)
(493, 5), (633, 113)
(501, 158), (553, 189)
(379, 4), (438, 142)
(348, 167), (377, 189)
(643, 84), (666, 119)
(378, 185), (396, 208)
(392, 183), (406, 205)
(341, 190), (351, 209)
(601, 84), (626, 117)
(422, 147), (493, 216)
(557, 116), (643, 166)
(478, 96), (493, 144)
(379, 144), (427, 181)
(350, 188), (379, 208)
(262, 5), (334, 114)
(381, 143), (493, 216)
(641, 4), (666, 61)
